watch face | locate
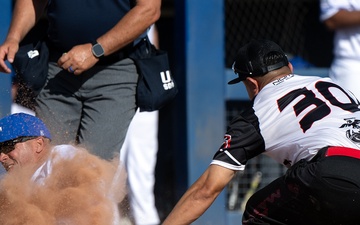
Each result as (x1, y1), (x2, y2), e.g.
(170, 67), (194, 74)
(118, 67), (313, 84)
(92, 43), (104, 58)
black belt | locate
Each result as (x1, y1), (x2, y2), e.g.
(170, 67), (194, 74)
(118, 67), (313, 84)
(326, 146), (360, 159)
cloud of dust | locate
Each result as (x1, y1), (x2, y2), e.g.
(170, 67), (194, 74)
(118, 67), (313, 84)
(0, 146), (127, 225)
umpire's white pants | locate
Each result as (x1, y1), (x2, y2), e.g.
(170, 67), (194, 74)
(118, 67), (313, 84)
(120, 109), (160, 225)
(329, 58), (360, 100)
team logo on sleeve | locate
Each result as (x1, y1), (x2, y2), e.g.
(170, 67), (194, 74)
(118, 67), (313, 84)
(220, 134), (232, 150)
(340, 118), (360, 144)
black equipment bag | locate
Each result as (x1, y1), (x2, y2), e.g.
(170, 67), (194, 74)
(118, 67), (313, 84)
(11, 19), (49, 95)
(130, 37), (178, 112)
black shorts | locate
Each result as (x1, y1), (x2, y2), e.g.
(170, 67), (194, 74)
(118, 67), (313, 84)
(242, 146), (360, 225)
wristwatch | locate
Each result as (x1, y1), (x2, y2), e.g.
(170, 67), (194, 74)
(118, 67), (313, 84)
(92, 42), (105, 58)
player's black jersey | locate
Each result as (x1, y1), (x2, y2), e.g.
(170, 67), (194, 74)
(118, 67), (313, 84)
(212, 74), (360, 170)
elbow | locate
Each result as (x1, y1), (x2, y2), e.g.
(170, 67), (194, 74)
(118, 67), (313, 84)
(150, 0), (162, 22)
(139, 2), (162, 25)
(324, 20), (338, 31)
(323, 11), (348, 31)
(193, 185), (221, 204)
(149, 7), (161, 24)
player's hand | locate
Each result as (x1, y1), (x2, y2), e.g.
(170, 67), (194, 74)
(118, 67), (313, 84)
(57, 43), (99, 75)
(0, 38), (19, 74)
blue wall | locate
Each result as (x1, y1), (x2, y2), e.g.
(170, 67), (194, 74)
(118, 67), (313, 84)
(173, 0), (229, 224)
(0, 0), (13, 118)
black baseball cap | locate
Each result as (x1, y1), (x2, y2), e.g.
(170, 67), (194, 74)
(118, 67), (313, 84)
(228, 39), (289, 85)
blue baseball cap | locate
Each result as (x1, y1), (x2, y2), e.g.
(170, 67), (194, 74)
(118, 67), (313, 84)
(0, 113), (51, 143)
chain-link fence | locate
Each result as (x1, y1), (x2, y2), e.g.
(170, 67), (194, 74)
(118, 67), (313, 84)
(225, 0), (333, 69)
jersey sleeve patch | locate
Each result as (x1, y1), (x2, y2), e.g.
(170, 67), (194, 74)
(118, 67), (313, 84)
(212, 113), (265, 168)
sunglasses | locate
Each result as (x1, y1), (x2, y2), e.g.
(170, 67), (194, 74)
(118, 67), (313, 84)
(0, 136), (38, 155)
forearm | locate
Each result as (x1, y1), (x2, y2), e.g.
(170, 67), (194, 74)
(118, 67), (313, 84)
(163, 194), (218, 225)
(7, 0), (48, 43)
(163, 179), (218, 225)
(97, 0), (161, 56)
(324, 10), (360, 30)
(163, 165), (235, 225)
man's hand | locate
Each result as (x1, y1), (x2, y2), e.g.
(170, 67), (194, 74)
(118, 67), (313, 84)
(0, 38), (20, 74)
(57, 43), (99, 75)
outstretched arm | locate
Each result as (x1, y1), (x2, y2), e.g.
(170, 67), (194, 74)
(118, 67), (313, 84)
(162, 165), (236, 225)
